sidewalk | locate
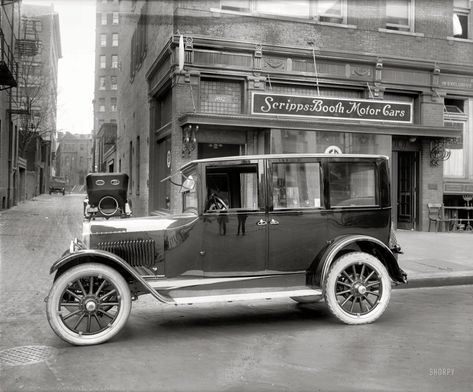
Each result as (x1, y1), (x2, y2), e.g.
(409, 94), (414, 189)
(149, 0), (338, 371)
(395, 229), (473, 289)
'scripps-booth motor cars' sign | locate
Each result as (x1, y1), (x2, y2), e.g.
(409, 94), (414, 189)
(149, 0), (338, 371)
(252, 92), (413, 124)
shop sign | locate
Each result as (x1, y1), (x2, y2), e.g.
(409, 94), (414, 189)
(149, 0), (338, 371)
(439, 75), (473, 91)
(252, 92), (413, 123)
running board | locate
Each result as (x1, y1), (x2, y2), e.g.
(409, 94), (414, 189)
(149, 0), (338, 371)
(171, 289), (323, 305)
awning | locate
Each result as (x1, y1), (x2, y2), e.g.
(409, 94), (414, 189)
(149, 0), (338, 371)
(178, 113), (462, 139)
(0, 61), (17, 90)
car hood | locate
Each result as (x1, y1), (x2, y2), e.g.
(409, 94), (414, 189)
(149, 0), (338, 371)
(83, 214), (199, 252)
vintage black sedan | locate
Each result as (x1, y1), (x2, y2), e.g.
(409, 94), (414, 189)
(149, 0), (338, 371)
(45, 154), (407, 345)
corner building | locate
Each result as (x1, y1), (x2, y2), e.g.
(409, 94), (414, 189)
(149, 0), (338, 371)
(117, 0), (472, 230)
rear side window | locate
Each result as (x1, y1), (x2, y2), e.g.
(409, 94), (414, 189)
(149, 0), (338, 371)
(272, 162), (321, 209)
(329, 162), (377, 207)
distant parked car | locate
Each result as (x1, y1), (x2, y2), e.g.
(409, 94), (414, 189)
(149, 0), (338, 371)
(83, 173), (132, 219)
(49, 177), (66, 195)
(45, 154), (407, 345)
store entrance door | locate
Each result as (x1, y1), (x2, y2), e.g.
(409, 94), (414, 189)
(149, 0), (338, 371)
(397, 151), (418, 230)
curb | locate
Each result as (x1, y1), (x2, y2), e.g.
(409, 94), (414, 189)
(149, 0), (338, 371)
(394, 271), (473, 290)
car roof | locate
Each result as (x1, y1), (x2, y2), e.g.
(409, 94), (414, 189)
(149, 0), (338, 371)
(181, 153), (388, 170)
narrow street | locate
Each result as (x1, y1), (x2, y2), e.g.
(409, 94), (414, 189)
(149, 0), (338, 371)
(1, 194), (472, 392)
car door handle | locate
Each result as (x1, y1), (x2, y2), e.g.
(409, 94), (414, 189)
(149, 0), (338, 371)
(256, 219), (268, 226)
(269, 218), (279, 225)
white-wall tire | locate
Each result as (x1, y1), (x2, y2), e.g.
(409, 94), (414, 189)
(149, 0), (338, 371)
(46, 263), (131, 345)
(324, 252), (391, 325)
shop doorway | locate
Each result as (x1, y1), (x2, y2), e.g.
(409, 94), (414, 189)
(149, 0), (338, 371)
(397, 151), (418, 230)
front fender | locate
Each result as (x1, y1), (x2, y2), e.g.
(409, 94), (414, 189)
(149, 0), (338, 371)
(50, 249), (173, 303)
(312, 234), (407, 287)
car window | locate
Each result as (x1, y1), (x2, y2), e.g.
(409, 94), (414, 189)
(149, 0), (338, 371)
(328, 162), (377, 207)
(272, 162), (321, 209)
(205, 164), (259, 211)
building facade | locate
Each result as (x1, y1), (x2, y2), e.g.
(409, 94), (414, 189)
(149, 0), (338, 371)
(116, 0), (472, 230)
(55, 132), (93, 191)
(1, 2), (61, 208)
(96, 122), (117, 172)
(93, 0), (120, 172)
(0, 0), (19, 209)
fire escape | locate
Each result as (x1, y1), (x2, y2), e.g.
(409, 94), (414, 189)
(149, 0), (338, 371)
(10, 15), (40, 115)
(0, 0), (19, 91)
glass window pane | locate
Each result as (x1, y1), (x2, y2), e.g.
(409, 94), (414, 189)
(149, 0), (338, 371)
(272, 162), (321, 209)
(256, 0), (310, 18)
(454, 0), (470, 8)
(221, 0), (250, 11)
(317, 0), (342, 16)
(443, 122), (465, 177)
(270, 129), (391, 157)
(386, 0), (410, 25)
(329, 162), (377, 207)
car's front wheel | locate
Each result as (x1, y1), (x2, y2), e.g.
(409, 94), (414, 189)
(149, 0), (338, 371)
(46, 263), (132, 345)
(324, 252), (391, 325)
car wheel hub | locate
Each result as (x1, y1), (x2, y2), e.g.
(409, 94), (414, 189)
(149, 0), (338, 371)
(84, 299), (97, 312)
(353, 282), (367, 295)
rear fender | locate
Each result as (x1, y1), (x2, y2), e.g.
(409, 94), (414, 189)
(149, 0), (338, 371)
(50, 249), (173, 303)
(311, 235), (407, 288)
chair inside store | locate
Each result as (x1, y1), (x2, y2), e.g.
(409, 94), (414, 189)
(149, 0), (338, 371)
(427, 203), (448, 232)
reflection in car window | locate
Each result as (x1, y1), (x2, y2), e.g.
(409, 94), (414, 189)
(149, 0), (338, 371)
(329, 162), (377, 207)
(205, 164), (258, 211)
(272, 162), (321, 209)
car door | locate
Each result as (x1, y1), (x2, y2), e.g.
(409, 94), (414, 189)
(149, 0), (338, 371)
(201, 159), (268, 277)
(266, 158), (328, 282)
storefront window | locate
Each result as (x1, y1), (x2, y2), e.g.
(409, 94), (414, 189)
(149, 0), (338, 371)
(443, 99), (468, 178)
(443, 121), (466, 177)
(270, 130), (391, 156)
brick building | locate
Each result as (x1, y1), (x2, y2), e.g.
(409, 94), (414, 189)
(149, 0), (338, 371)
(96, 122), (117, 172)
(116, 0), (472, 230)
(0, 0), (19, 209)
(55, 132), (93, 191)
(1, 2), (61, 208)
(93, 0), (120, 172)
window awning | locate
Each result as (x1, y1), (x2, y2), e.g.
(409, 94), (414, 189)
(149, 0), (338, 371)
(0, 61), (17, 90)
(179, 113), (462, 139)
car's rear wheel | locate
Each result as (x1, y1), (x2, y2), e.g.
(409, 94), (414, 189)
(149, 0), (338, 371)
(324, 252), (391, 324)
(46, 263), (131, 345)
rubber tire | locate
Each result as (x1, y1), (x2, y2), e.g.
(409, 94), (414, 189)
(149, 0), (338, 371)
(324, 252), (391, 325)
(46, 263), (132, 345)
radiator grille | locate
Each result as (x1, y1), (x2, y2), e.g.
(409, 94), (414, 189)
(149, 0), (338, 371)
(97, 239), (156, 267)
